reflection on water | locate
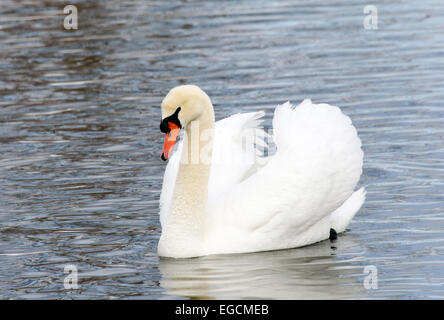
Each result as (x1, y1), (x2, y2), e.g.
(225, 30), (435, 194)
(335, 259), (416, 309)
(159, 236), (367, 299)
(1, 0), (444, 299)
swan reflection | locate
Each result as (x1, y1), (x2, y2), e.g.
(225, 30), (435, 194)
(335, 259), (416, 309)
(159, 236), (368, 299)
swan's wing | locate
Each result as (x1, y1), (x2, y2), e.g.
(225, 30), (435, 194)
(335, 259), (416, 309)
(208, 111), (268, 204)
(207, 100), (364, 251)
(159, 111), (269, 227)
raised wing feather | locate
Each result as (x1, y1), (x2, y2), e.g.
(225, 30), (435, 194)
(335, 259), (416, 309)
(206, 100), (363, 252)
(159, 111), (268, 227)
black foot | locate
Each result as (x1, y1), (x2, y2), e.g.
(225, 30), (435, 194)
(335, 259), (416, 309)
(329, 228), (338, 241)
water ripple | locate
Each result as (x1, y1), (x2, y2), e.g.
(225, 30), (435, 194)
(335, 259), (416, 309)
(0, 0), (443, 299)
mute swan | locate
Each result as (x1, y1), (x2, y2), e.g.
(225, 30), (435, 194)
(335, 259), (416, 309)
(158, 85), (365, 258)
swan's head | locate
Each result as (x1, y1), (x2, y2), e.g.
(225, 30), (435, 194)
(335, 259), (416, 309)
(159, 85), (213, 160)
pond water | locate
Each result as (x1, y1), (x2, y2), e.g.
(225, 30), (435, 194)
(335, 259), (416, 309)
(0, 0), (443, 299)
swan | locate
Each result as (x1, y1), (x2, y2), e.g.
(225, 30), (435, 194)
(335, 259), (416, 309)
(158, 85), (365, 258)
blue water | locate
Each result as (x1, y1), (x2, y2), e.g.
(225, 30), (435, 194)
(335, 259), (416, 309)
(0, 0), (443, 299)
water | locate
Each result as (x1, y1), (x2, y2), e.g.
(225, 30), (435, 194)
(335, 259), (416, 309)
(1, 0), (443, 299)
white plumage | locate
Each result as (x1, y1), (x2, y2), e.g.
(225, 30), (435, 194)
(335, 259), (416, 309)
(158, 86), (365, 258)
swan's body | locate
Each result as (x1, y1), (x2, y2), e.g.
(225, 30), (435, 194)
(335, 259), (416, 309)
(158, 85), (365, 258)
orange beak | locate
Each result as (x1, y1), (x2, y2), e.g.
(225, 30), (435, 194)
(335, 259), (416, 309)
(161, 122), (181, 161)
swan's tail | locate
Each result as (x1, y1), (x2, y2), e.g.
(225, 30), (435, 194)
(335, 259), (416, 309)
(330, 187), (366, 233)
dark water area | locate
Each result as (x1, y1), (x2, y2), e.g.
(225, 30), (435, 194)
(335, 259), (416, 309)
(0, 0), (443, 299)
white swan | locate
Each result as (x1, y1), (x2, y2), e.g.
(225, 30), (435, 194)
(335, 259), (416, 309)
(158, 85), (365, 258)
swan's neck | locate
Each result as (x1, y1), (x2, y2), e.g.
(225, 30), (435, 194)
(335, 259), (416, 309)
(158, 109), (214, 257)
